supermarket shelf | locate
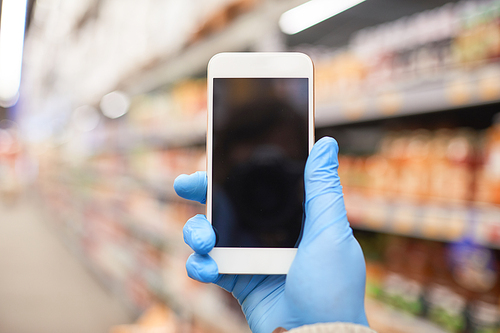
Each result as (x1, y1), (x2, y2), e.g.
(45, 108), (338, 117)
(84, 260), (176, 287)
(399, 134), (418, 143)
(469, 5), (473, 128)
(38, 171), (203, 251)
(47, 167), (201, 207)
(120, 0), (307, 96)
(38, 184), (248, 333)
(147, 116), (207, 149)
(130, 176), (201, 206)
(316, 63), (500, 127)
(39, 171), (500, 250)
(117, 64), (500, 149)
(366, 298), (447, 333)
(39, 184), (453, 333)
(345, 190), (500, 248)
(118, 216), (170, 250)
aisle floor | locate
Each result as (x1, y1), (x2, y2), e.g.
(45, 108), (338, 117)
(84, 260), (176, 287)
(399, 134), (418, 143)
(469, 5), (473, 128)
(0, 195), (132, 333)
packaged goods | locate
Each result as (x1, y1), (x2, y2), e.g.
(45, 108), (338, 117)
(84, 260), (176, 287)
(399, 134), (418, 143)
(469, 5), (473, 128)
(110, 304), (179, 333)
(428, 129), (453, 201)
(449, 240), (500, 332)
(445, 129), (476, 203)
(476, 114), (500, 205)
(380, 236), (410, 310)
(399, 130), (432, 200)
(340, 125), (498, 205)
(425, 243), (468, 333)
(399, 240), (432, 316)
(469, 285), (500, 333)
(315, 1), (500, 110)
(362, 234), (500, 332)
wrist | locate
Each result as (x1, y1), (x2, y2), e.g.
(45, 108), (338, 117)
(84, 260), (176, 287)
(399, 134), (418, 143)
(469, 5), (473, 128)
(272, 323), (376, 333)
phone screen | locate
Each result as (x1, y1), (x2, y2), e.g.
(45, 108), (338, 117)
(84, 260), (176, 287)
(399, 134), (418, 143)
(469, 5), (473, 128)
(212, 78), (309, 248)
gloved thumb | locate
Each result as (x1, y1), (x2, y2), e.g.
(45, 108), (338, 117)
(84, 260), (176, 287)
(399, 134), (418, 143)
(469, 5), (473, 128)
(300, 137), (351, 247)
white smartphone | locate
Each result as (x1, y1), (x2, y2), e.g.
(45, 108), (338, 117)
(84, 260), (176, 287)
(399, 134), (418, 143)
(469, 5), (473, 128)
(206, 52), (315, 274)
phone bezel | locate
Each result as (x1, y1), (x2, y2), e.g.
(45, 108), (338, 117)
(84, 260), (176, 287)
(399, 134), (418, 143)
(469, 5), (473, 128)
(206, 52), (315, 274)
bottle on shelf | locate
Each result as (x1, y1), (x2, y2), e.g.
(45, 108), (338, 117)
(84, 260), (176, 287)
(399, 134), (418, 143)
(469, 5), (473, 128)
(476, 113), (500, 205)
(468, 279), (500, 333)
(425, 242), (469, 333)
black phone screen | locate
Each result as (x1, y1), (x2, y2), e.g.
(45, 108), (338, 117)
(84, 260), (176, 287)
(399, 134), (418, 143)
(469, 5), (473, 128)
(212, 78), (309, 248)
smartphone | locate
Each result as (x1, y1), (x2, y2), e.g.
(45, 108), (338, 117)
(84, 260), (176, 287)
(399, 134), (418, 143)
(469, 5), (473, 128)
(207, 52), (314, 274)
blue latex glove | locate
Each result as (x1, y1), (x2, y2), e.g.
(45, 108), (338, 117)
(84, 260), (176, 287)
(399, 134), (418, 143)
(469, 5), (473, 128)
(174, 137), (368, 333)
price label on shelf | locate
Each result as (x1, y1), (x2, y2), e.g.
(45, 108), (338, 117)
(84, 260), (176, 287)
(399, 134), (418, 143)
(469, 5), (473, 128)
(341, 96), (366, 121)
(363, 197), (389, 230)
(420, 204), (447, 239)
(447, 206), (467, 241)
(376, 90), (403, 116)
(446, 77), (472, 106)
(391, 200), (417, 235)
(475, 205), (500, 248)
(477, 66), (500, 101)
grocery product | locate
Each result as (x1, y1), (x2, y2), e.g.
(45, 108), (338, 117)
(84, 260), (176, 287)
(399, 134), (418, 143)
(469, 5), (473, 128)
(468, 284), (500, 333)
(360, 233), (500, 332)
(425, 243), (469, 333)
(380, 236), (409, 310)
(449, 239), (500, 333)
(476, 114), (500, 205)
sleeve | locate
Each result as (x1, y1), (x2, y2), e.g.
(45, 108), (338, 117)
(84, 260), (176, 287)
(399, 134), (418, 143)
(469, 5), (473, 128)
(272, 323), (377, 333)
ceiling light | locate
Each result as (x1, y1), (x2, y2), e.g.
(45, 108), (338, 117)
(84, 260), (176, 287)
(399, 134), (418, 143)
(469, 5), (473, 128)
(0, 0), (28, 107)
(279, 0), (366, 35)
(100, 91), (130, 119)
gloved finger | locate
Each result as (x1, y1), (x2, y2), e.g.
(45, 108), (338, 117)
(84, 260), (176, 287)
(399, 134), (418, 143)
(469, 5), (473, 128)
(301, 137), (351, 246)
(173, 171), (207, 204)
(183, 214), (216, 255)
(186, 253), (219, 283)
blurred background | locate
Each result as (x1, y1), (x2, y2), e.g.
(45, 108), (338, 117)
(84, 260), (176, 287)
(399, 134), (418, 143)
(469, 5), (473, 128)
(1, 0), (500, 332)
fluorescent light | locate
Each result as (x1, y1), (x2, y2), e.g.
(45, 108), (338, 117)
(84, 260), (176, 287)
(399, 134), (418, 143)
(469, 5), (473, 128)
(279, 0), (365, 35)
(0, 0), (28, 107)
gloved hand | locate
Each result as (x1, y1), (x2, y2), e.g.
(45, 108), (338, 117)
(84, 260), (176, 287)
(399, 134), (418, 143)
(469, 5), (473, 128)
(174, 137), (368, 333)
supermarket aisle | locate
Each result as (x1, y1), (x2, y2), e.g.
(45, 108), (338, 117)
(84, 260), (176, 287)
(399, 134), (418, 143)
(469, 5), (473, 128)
(0, 195), (132, 333)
